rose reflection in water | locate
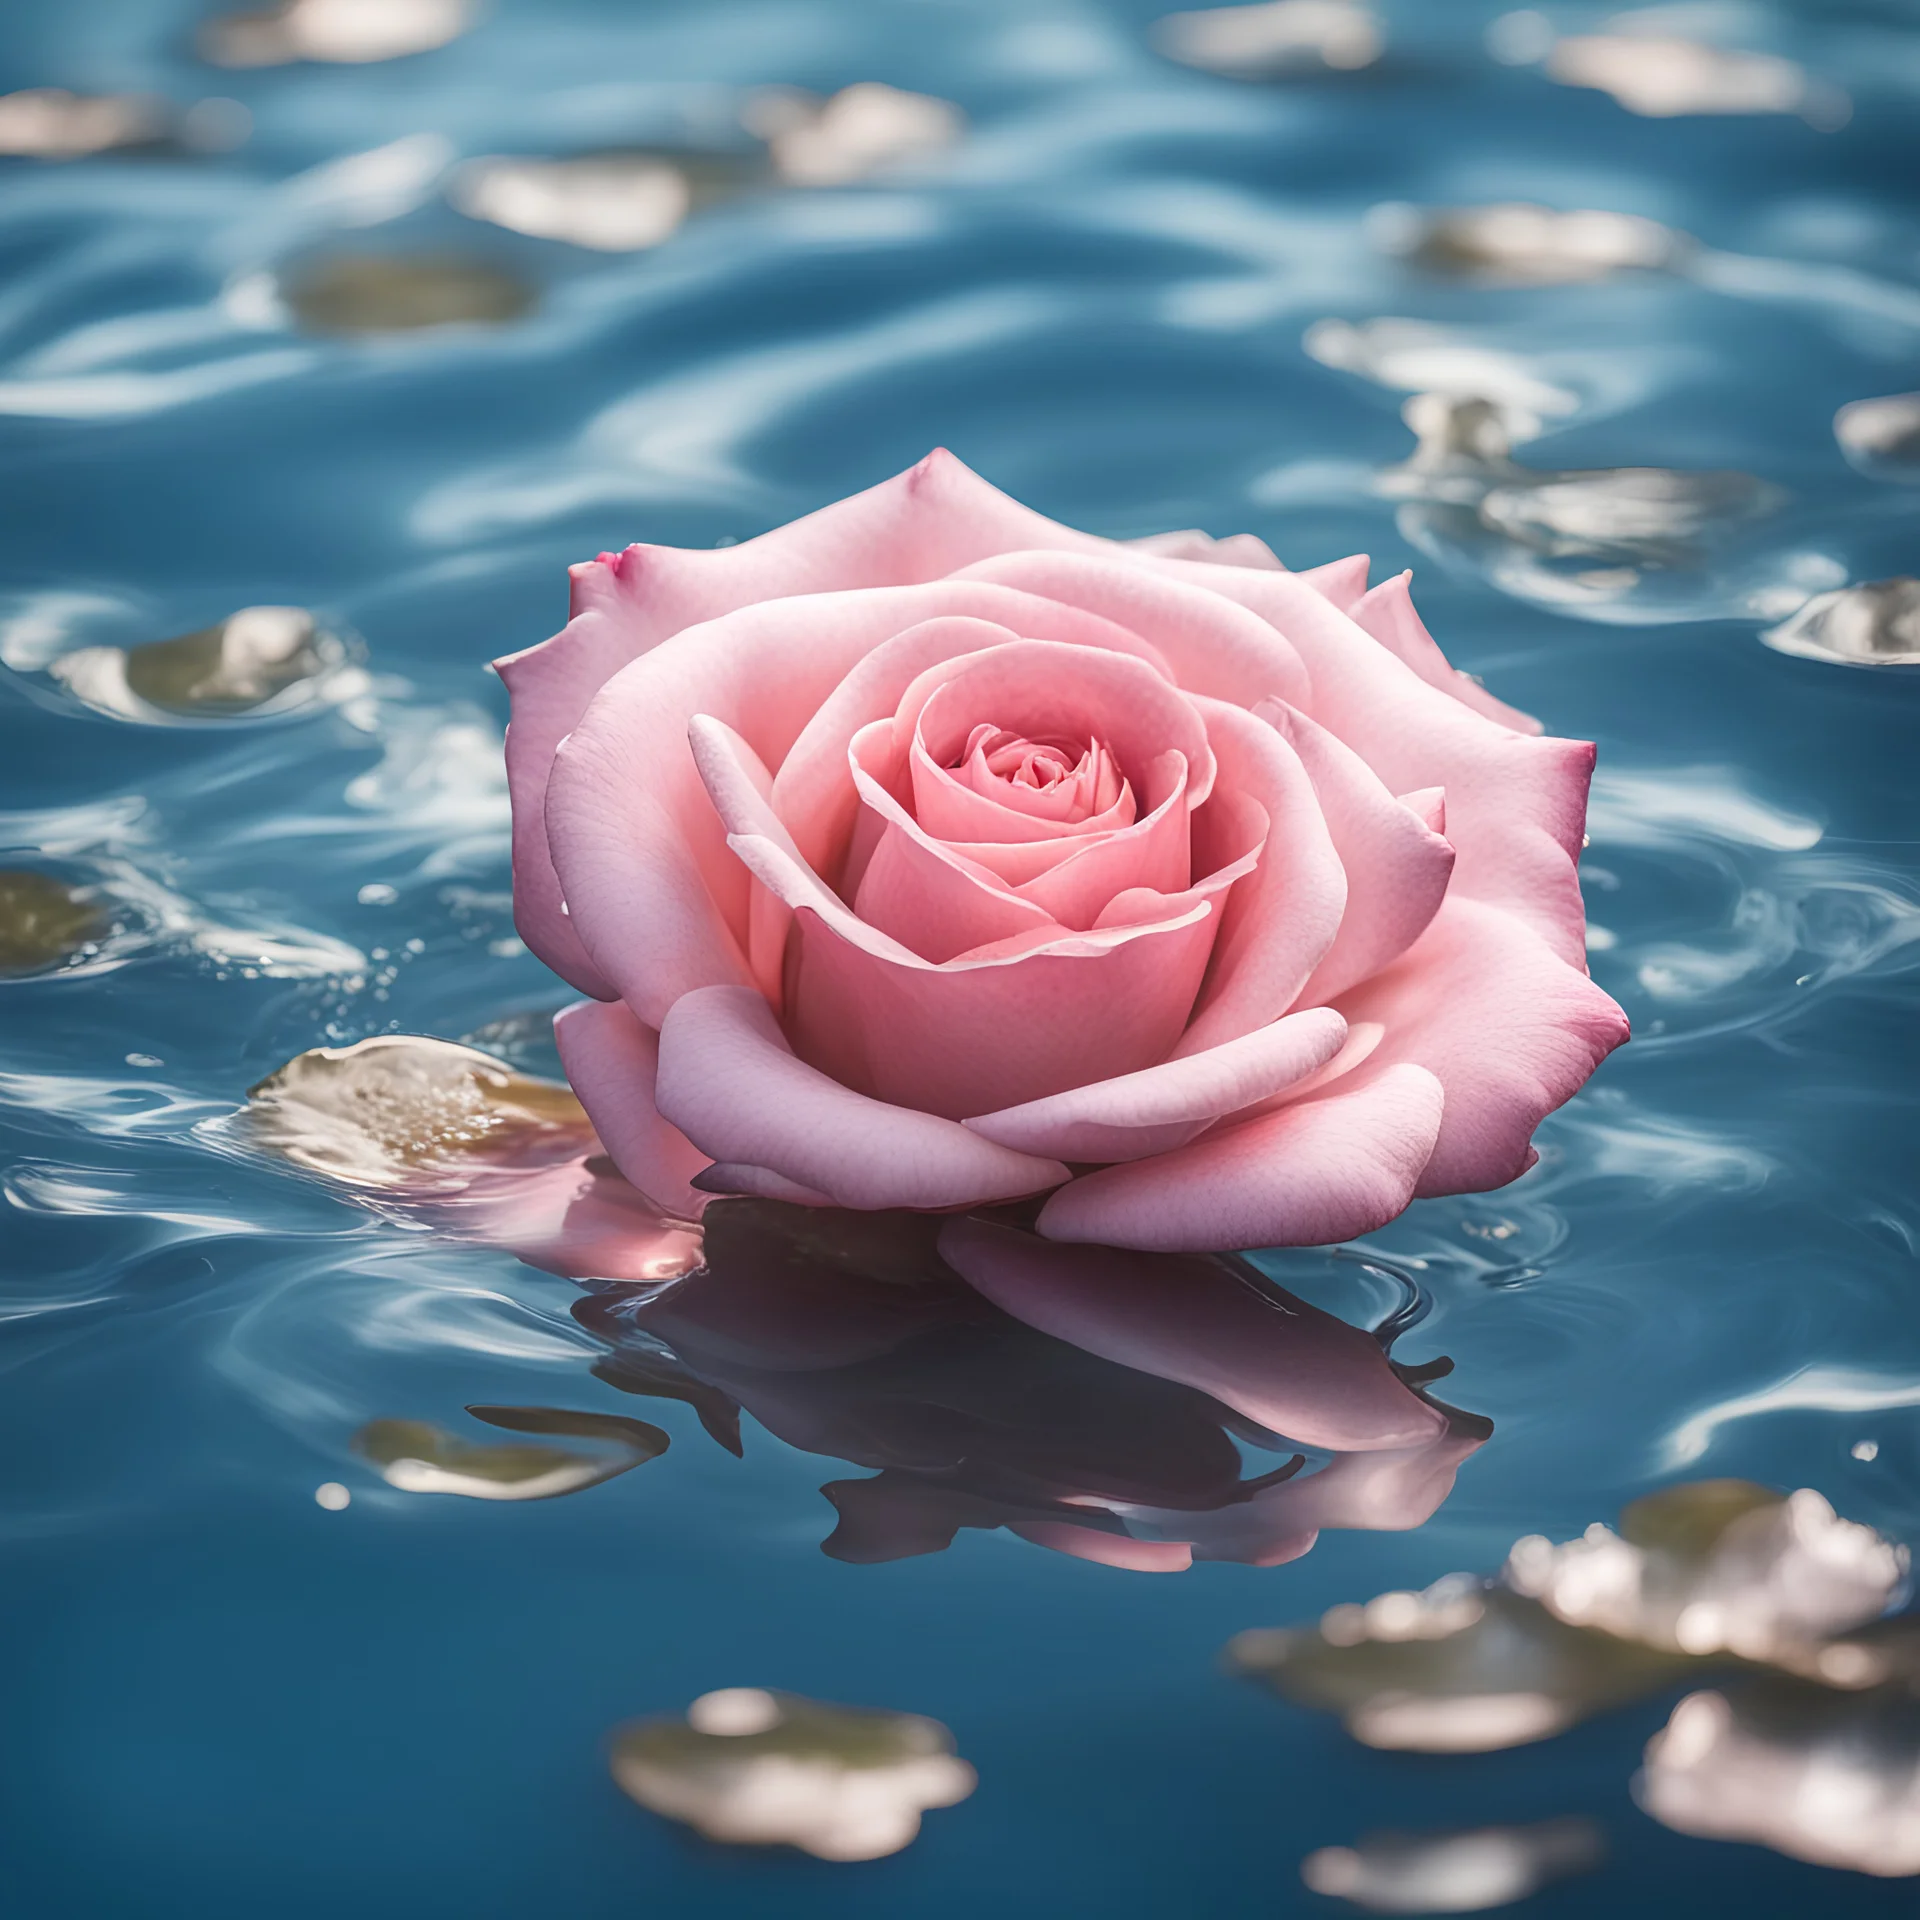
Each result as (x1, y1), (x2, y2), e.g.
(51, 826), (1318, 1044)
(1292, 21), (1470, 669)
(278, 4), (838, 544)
(223, 1035), (1486, 1569)
(573, 1199), (1489, 1573)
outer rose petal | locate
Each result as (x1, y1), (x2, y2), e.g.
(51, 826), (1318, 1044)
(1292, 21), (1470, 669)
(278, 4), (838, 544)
(551, 999), (710, 1219)
(1296, 553), (1372, 613)
(962, 1007), (1348, 1163)
(497, 449), (1123, 992)
(936, 1217), (1445, 1451)
(951, 549), (1313, 710)
(1173, 699), (1346, 1057)
(1351, 571), (1544, 735)
(1250, 697), (1456, 1005)
(654, 986), (1068, 1211)
(1036, 1062), (1446, 1252)
(1127, 528), (1283, 569)
(1334, 896), (1630, 1197)
(1136, 557), (1595, 969)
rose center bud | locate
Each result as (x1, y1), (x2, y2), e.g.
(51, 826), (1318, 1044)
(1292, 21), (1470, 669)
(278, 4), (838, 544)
(953, 722), (1132, 828)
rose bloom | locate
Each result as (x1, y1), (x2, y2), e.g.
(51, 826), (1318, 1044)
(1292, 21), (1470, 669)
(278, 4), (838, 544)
(497, 452), (1627, 1252)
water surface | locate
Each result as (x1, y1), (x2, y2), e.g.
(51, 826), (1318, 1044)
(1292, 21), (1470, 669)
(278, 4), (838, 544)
(2, 2), (1918, 1914)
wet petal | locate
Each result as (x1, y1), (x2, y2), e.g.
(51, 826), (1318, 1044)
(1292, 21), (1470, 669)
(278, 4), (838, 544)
(232, 1034), (595, 1190)
(1302, 1818), (1604, 1912)
(1228, 1578), (1697, 1752)
(0, 869), (110, 975)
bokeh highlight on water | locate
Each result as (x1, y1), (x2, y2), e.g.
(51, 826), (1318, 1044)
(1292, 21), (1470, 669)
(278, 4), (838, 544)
(2, 1), (1918, 1913)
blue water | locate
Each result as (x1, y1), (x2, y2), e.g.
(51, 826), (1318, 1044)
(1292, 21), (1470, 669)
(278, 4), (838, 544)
(3, 1), (1919, 1914)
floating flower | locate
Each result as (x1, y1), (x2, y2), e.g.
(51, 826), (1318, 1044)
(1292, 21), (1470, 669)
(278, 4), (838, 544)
(501, 452), (1625, 1253)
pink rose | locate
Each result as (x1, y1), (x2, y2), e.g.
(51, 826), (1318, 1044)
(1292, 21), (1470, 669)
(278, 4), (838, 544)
(498, 452), (1626, 1252)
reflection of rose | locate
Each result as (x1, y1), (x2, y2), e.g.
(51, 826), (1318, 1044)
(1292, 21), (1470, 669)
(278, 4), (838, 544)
(572, 1200), (1488, 1571)
(499, 453), (1625, 1251)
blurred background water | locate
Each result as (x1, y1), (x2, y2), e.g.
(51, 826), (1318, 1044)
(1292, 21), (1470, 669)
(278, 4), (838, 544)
(2, 1), (1919, 1914)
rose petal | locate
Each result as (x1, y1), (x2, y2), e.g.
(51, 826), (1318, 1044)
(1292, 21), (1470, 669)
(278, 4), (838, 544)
(1036, 1061), (1445, 1251)
(551, 999), (711, 1219)
(781, 887), (1221, 1119)
(962, 1006), (1347, 1163)
(937, 1217), (1444, 1450)
(850, 779), (1064, 962)
(1127, 528), (1284, 569)
(1351, 570), (1543, 735)
(715, 790), (1225, 1116)
(654, 986), (1069, 1210)
(1334, 896), (1629, 1196)
(952, 548), (1313, 709)
(1172, 698), (1346, 1057)
(1251, 698), (1457, 1005)
(1135, 560), (1594, 969)
(1296, 552), (1372, 612)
